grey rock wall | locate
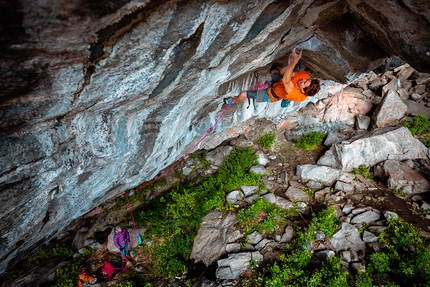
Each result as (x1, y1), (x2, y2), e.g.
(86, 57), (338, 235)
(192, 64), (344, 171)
(0, 0), (430, 273)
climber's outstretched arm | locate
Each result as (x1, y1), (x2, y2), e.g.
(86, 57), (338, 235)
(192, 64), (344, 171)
(279, 48), (302, 93)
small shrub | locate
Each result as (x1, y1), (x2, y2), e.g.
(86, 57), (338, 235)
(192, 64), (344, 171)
(353, 164), (373, 179)
(364, 217), (430, 285)
(402, 114), (430, 136)
(237, 198), (298, 235)
(301, 187), (315, 198)
(424, 133), (430, 148)
(296, 131), (325, 150)
(258, 131), (277, 149)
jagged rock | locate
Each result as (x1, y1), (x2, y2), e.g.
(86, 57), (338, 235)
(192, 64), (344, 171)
(216, 252), (263, 280)
(396, 65), (415, 81)
(331, 223), (366, 253)
(241, 186), (259, 197)
(261, 193), (294, 210)
(397, 88), (410, 100)
(404, 99), (430, 118)
(411, 93), (423, 101)
(247, 232), (263, 245)
(334, 181), (355, 194)
(306, 180), (324, 190)
(383, 211), (399, 220)
(317, 127), (430, 172)
(254, 151), (270, 166)
(374, 160), (430, 194)
(351, 210), (380, 224)
(72, 227), (92, 250)
(226, 190), (244, 205)
(296, 165), (343, 186)
(250, 165), (269, 176)
(226, 243), (241, 253)
(314, 231), (325, 241)
(279, 226), (294, 243)
(190, 210), (243, 266)
(206, 146), (234, 167)
(382, 78), (401, 96)
(362, 231), (378, 243)
(356, 115), (370, 130)
(255, 239), (274, 251)
(285, 186), (312, 202)
(371, 90), (407, 128)
(315, 250), (335, 261)
(369, 76), (388, 90)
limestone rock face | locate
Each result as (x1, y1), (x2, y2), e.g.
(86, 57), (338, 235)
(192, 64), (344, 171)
(1, 0), (430, 273)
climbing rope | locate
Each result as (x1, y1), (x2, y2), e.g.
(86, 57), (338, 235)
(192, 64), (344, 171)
(116, 100), (233, 263)
(129, 100), (233, 194)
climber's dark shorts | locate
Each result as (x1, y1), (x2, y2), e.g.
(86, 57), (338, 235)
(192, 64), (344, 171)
(246, 71), (283, 103)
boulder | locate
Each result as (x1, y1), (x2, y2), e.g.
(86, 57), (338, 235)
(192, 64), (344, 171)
(374, 160), (430, 194)
(190, 210), (243, 266)
(331, 223), (366, 253)
(317, 127), (429, 171)
(371, 90), (408, 128)
(216, 251), (263, 280)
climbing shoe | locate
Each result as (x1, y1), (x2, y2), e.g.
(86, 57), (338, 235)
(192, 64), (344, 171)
(223, 98), (234, 105)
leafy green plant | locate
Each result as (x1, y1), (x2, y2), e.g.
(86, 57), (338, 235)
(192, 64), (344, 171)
(402, 114), (430, 136)
(296, 131), (325, 150)
(301, 187), (315, 198)
(352, 164), (373, 179)
(424, 133), (430, 148)
(241, 206), (341, 287)
(29, 244), (75, 268)
(53, 257), (86, 287)
(237, 198), (298, 235)
(127, 147), (262, 278)
(258, 131), (277, 149)
(364, 217), (430, 286)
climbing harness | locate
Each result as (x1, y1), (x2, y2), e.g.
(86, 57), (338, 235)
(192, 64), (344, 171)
(248, 71), (273, 109)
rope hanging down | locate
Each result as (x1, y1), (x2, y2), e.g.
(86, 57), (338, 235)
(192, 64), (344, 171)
(121, 100), (233, 250)
(129, 100), (233, 195)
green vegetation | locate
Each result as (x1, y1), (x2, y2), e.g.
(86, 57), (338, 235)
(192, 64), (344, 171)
(29, 244), (75, 268)
(237, 198), (299, 235)
(127, 147), (262, 279)
(241, 206), (429, 287)
(27, 244), (94, 287)
(402, 114), (430, 136)
(242, 206), (342, 287)
(301, 187), (315, 198)
(53, 257), (87, 287)
(364, 217), (430, 286)
(424, 133), (430, 148)
(352, 164), (373, 180)
(296, 131), (325, 150)
(258, 131), (277, 149)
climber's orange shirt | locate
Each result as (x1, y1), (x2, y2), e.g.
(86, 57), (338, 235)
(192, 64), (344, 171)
(268, 70), (311, 102)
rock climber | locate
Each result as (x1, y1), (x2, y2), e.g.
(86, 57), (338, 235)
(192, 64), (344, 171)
(113, 225), (131, 261)
(224, 48), (320, 108)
